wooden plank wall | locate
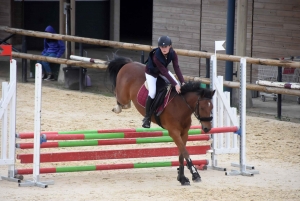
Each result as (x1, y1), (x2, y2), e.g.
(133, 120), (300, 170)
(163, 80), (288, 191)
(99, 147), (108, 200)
(201, 1), (254, 82)
(153, 0), (254, 81)
(153, 0), (201, 76)
(200, 0), (228, 78)
(251, 0), (300, 83)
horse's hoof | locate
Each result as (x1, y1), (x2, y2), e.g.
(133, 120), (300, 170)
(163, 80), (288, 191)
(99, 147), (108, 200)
(181, 181), (191, 186)
(192, 177), (201, 183)
(178, 176), (190, 186)
(112, 107), (121, 113)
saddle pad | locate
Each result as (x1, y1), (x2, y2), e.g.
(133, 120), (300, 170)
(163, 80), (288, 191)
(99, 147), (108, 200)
(137, 84), (172, 114)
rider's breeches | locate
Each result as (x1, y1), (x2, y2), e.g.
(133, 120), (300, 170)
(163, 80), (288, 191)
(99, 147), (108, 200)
(145, 73), (157, 99)
(159, 71), (180, 86)
(146, 71), (180, 99)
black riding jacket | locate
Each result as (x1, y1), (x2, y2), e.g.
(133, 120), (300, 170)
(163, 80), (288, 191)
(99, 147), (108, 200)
(145, 47), (184, 86)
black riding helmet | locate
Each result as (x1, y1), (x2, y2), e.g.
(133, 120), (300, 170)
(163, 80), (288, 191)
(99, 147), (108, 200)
(158, 36), (172, 47)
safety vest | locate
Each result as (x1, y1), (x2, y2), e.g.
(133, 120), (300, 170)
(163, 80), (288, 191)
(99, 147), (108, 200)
(146, 47), (174, 74)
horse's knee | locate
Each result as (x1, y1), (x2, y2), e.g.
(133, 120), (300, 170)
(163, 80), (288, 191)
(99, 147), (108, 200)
(112, 105), (122, 113)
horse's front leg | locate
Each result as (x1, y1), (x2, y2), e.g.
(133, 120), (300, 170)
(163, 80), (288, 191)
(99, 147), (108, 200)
(172, 131), (201, 184)
(177, 153), (190, 185)
(186, 157), (201, 183)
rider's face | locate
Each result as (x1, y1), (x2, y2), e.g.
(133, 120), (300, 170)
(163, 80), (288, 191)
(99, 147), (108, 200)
(159, 45), (171, 55)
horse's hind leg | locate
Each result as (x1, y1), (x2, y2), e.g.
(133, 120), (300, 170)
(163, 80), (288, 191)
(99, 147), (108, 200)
(112, 101), (131, 113)
(121, 101), (131, 109)
(112, 101), (123, 113)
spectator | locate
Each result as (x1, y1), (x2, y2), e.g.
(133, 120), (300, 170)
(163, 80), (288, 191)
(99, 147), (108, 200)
(38, 25), (65, 81)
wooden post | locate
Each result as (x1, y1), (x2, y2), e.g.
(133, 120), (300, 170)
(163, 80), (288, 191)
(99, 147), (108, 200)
(71, 0), (75, 55)
(59, 0), (65, 35)
(234, 0), (252, 108)
(110, 0), (120, 42)
(236, 0), (248, 79)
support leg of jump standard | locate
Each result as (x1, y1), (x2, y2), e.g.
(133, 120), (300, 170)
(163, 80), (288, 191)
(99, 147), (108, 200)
(225, 58), (259, 176)
(208, 54), (233, 171)
(0, 59), (20, 183)
(18, 64), (54, 188)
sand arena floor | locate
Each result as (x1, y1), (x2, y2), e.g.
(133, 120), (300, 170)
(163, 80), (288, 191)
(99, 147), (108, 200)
(0, 80), (299, 201)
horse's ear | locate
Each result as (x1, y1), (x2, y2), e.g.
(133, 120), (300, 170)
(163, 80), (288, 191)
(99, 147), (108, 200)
(200, 89), (205, 97)
(211, 90), (216, 97)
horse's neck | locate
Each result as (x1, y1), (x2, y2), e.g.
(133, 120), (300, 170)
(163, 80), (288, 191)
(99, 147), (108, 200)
(182, 92), (198, 110)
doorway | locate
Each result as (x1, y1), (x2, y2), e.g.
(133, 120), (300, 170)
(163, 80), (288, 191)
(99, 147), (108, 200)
(120, 0), (153, 45)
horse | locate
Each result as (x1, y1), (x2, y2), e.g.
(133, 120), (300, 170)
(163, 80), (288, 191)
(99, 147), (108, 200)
(107, 54), (215, 185)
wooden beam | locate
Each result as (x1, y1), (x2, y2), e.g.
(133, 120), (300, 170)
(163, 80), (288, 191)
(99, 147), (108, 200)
(10, 52), (108, 69)
(2, 50), (299, 96)
(1, 26), (300, 68)
(183, 75), (300, 96)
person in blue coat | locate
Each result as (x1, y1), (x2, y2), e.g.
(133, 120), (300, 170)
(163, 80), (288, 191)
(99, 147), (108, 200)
(38, 25), (65, 81)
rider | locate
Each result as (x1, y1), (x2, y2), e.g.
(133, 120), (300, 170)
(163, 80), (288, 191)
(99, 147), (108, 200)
(142, 35), (185, 128)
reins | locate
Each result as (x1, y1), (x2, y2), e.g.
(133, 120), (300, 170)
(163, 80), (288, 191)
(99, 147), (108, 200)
(179, 94), (213, 122)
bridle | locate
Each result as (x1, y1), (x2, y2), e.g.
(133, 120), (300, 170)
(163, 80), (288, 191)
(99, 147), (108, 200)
(180, 94), (213, 122)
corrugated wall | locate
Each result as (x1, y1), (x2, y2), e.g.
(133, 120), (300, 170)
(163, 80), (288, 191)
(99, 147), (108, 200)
(200, 0), (254, 82)
(153, 0), (300, 83)
(251, 0), (300, 83)
(200, 0), (228, 78)
(153, 0), (202, 76)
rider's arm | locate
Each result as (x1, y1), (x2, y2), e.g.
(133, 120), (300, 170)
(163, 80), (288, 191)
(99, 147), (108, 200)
(153, 56), (178, 86)
(171, 52), (185, 85)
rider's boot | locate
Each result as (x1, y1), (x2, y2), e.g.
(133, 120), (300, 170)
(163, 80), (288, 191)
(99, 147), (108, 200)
(142, 96), (154, 128)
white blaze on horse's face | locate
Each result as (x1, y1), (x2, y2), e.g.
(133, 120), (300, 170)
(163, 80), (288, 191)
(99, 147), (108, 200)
(200, 100), (212, 112)
(199, 99), (213, 133)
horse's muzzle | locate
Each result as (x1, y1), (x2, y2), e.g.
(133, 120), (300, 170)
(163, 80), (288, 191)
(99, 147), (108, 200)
(202, 127), (211, 133)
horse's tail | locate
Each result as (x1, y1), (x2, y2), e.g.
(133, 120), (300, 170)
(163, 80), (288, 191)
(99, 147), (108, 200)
(107, 54), (133, 89)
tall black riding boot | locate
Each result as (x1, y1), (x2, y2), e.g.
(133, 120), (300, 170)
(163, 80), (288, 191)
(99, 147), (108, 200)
(142, 96), (154, 128)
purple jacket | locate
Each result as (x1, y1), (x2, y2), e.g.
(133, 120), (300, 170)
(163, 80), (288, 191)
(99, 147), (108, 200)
(41, 25), (65, 58)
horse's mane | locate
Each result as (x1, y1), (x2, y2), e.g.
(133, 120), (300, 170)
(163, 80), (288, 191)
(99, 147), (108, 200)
(181, 81), (213, 99)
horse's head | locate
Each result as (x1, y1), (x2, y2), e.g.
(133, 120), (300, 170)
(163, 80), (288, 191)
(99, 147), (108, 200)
(180, 82), (215, 133)
(196, 89), (215, 133)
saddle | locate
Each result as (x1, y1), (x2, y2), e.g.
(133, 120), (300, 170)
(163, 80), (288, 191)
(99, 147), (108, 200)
(137, 77), (174, 128)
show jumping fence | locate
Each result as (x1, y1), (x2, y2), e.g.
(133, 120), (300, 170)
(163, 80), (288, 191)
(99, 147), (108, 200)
(0, 54), (255, 188)
(2, 26), (298, 187)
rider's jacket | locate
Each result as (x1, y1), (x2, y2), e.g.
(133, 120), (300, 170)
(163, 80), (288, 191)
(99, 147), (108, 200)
(145, 47), (184, 86)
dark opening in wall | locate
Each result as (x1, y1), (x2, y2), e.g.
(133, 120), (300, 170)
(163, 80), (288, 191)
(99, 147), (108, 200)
(120, 0), (153, 45)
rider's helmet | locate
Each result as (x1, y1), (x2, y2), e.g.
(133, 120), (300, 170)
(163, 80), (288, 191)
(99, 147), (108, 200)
(158, 36), (172, 47)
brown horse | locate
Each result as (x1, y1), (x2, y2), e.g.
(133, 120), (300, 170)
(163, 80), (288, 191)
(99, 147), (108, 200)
(107, 54), (215, 185)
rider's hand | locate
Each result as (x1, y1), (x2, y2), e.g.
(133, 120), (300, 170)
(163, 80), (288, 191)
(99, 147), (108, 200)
(175, 84), (181, 94)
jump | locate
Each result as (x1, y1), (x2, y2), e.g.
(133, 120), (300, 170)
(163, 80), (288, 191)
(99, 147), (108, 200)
(107, 51), (215, 185)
